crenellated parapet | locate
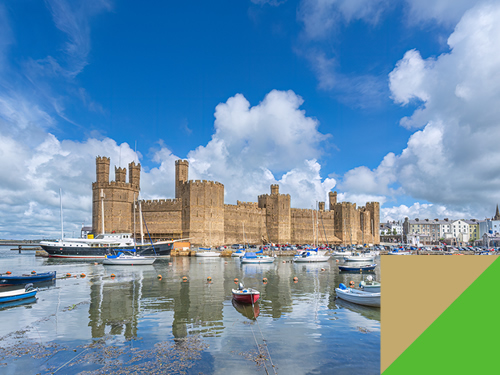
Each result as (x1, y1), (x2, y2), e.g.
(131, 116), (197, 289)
(141, 198), (182, 211)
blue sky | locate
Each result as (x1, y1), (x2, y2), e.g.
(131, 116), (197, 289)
(1, 0), (500, 239)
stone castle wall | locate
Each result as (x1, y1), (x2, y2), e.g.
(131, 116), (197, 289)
(91, 157), (380, 246)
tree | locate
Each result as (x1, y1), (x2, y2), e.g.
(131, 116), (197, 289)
(392, 229), (397, 235)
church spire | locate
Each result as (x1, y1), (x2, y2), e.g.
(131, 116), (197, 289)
(494, 204), (500, 221)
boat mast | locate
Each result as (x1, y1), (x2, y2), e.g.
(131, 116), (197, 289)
(60, 188), (64, 241)
(133, 193), (137, 249)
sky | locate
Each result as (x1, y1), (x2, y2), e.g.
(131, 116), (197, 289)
(1, 0), (500, 239)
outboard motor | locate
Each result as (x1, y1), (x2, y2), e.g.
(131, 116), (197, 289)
(238, 282), (244, 290)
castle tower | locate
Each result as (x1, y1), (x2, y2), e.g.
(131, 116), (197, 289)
(115, 166), (126, 183)
(175, 160), (189, 199)
(258, 185), (291, 244)
(129, 161), (141, 189)
(92, 157), (140, 235)
(365, 202), (380, 244)
(319, 202), (325, 212)
(96, 156), (110, 183)
(329, 191), (338, 210)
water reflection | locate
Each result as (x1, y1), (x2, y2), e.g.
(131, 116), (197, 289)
(0, 297), (37, 311)
(232, 299), (259, 320)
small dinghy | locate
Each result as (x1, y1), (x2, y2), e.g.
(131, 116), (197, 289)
(103, 251), (155, 265)
(195, 248), (221, 257)
(232, 283), (260, 304)
(359, 275), (381, 293)
(294, 249), (330, 263)
(0, 283), (38, 303)
(231, 249), (246, 257)
(343, 254), (375, 262)
(338, 263), (376, 272)
(335, 283), (380, 307)
(0, 271), (56, 286)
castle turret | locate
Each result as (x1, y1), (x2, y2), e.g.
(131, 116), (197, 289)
(329, 191), (337, 210)
(175, 160), (189, 199)
(96, 156), (110, 183)
(271, 184), (279, 195)
(129, 161), (141, 188)
(319, 202), (325, 212)
(115, 166), (126, 183)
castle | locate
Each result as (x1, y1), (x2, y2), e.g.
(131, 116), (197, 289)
(92, 156), (380, 246)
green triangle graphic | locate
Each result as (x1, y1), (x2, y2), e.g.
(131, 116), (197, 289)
(383, 256), (500, 374)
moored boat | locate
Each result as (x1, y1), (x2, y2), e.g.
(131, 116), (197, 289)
(359, 279), (381, 293)
(343, 253), (375, 262)
(40, 233), (173, 259)
(231, 249), (246, 257)
(338, 264), (376, 272)
(232, 283), (260, 304)
(102, 252), (156, 265)
(232, 298), (260, 319)
(0, 271), (56, 286)
(294, 249), (330, 263)
(335, 283), (380, 307)
(195, 248), (221, 257)
(240, 252), (274, 264)
(0, 284), (38, 303)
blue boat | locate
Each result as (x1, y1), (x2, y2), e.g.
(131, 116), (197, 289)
(0, 284), (38, 303)
(338, 264), (376, 272)
(0, 271), (56, 286)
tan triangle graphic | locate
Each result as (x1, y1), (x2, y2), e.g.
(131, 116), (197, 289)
(381, 255), (496, 373)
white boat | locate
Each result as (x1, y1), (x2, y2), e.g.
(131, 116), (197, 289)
(294, 249), (330, 263)
(335, 284), (380, 307)
(359, 276), (381, 293)
(195, 248), (221, 257)
(240, 252), (275, 264)
(332, 250), (353, 256)
(343, 254), (375, 262)
(102, 252), (156, 265)
(231, 249), (246, 257)
(387, 250), (411, 255)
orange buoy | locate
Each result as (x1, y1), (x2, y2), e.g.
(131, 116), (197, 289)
(94, 262), (98, 265)
(234, 278), (238, 283)
(182, 276), (188, 281)
(66, 273), (71, 277)
(31, 271), (36, 274)
(293, 277), (298, 282)
(110, 273), (116, 278)
(80, 273), (86, 278)
(157, 275), (162, 280)
(349, 281), (355, 287)
(6, 271), (11, 275)
(168, 262), (172, 266)
(321, 268), (325, 271)
(283, 260), (286, 263)
(336, 259), (339, 263)
(263, 277), (268, 282)
(207, 276), (212, 281)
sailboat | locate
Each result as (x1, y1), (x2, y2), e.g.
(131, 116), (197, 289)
(294, 204), (329, 263)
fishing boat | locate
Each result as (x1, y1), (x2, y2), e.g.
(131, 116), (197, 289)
(335, 283), (380, 307)
(102, 252), (156, 265)
(343, 254), (376, 262)
(359, 276), (381, 293)
(240, 251), (275, 264)
(387, 249), (411, 255)
(232, 283), (260, 304)
(0, 271), (56, 286)
(294, 249), (330, 263)
(0, 284), (38, 303)
(338, 264), (376, 272)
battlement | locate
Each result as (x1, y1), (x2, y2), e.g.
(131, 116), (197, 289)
(96, 156), (110, 163)
(141, 198), (182, 211)
(185, 180), (224, 188)
(175, 159), (189, 166)
(236, 201), (259, 208)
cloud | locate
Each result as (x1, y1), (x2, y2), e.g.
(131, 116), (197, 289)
(186, 90), (335, 208)
(347, 2), (500, 221)
(404, 0), (486, 26)
(381, 202), (475, 222)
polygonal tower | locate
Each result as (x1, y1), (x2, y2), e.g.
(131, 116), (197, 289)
(175, 160), (189, 199)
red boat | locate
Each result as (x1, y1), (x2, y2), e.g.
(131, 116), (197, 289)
(232, 283), (260, 304)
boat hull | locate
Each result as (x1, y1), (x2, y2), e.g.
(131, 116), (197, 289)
(41, 243), (172, 259)
(195, 251), (221, 257)
(240, 257), (274, 264)
(294, 255), (330, 263)
(343, 256), (375, 262)
(0, 288), (38, 303)
(335, 288), (380, 307)
(232, 289), (260, 304)
(102, 257), (155, 265)
(338, 264), (376, 272)
(0, 271), (56, 286)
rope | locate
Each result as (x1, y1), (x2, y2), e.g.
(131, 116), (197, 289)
(251, 297), (277, 375)
(53, 348), (89, 373)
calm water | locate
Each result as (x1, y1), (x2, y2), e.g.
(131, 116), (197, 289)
(0, 246), (380, 374)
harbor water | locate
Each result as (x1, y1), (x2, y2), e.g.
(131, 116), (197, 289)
(0, 246), (380, 374)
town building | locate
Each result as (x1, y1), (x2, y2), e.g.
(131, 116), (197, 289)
(91, 156), (380, 246)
